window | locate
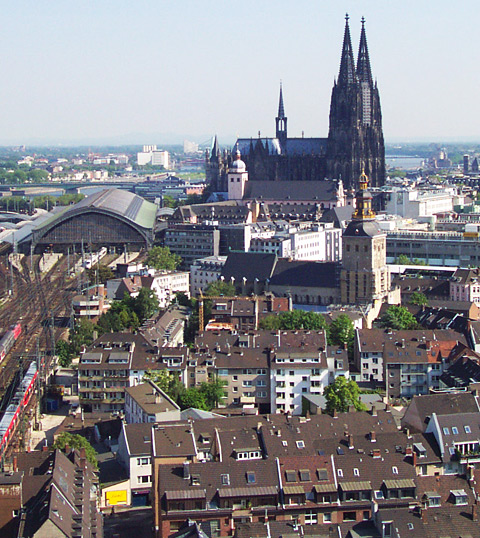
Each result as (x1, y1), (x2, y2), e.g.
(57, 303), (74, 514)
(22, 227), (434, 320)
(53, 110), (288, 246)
(257, 391), (267, 398)
(289, 371), (294, 376)
(256, 380), (266, 387)
(374, 490), (384, 500)
(353, 468), (359, 476)
(218, 369), (228, 376)
(363, 511), (370, 521)
(323, 512), (332, 523)
(136, 457), (150, 466)
(285, 470), (296, 482)
(299, 469), (311, 482)
(257, 369), (266, 375)
(242, 380), (253, 387)
(246, 472), (256, 484)
(221, 474), (230, 485)
(392, 466), (398, 475)
(452, 427), (458, 435)
(465, 425), (472, 433)
(137, 475), (151, 484)
(296, 440), (305, 449)
(337, 469), (343, 477)
(243, 369), (253, 375)
(304, 510), (317, 525)
(443, 427), (450, 435)
(191, 474), (200, 485)
(343, 511), (356, 522)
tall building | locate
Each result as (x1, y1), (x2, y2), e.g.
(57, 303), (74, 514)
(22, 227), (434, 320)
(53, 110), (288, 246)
(340, 170), (389, 304)
(206, 16), (385, 192)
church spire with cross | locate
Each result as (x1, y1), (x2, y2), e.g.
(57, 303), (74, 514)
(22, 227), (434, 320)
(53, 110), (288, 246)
(357, 16), (373, 85)
(338, 13), (357, 86)
(275, 81), (288, 146)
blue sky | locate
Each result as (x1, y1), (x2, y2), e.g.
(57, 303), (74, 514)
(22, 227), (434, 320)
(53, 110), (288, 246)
(0, 1), (479, 145)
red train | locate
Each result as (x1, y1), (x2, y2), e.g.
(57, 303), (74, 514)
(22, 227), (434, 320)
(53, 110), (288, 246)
(0, 323), (22, 362)
(0, 363), (37, 454)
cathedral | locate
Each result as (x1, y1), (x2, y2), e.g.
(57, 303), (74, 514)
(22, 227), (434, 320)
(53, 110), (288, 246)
(206, 16), (385, 192)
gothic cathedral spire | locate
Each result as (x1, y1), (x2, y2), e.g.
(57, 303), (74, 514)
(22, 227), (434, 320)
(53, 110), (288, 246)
(357, 17), (373, 85)
(275, 82), (287, 147)
(338, 14), (356, 86)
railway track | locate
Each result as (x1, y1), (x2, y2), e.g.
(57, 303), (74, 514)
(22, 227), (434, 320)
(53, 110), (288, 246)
(0, 254), (82, 400)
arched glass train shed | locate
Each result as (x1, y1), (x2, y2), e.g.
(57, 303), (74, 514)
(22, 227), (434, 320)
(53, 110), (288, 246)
(31, 189), (157, 252)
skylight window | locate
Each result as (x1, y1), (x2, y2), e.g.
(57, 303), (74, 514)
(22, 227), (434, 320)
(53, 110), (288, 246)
(392, 466), (398, 475)
(452, 427), (458, 435)
(246, 472), (256, 484)
(221, 474), (230, 486)
(299, 469), (311, 482)
(337, 469), (343, 477)
(465, 425), (472, 434)
(285, 470), (296, 483)
(354, 468), (360, 476)
(296, 440), (305, 449)
(443, 427), (450, 435)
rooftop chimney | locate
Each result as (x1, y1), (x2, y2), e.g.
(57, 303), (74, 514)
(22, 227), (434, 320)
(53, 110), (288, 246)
(371, 404), (377, 417)
(370, 430), (376, 443)
(348, 434), (354, 449)
(472, 499), (478, 522)
(183, 461), (190, 480)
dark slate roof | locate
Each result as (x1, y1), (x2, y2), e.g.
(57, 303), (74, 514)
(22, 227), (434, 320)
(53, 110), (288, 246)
(320, 205), (354, 226)
(343, 219), (383, 237)
(244, 180), (340, 202)
(235, 137), (328, 157)
(221, 252), (277, 282)
(270, 259), (340, 288)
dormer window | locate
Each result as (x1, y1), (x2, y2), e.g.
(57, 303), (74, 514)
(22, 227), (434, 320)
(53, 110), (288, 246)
(452, 427), (458, 435)
(443, 427), (450, 435)
(285, 470), (296, 483)
(299, 469), (311, 482)
(450, 489), (468, 505)
(191, 474), (200, 486)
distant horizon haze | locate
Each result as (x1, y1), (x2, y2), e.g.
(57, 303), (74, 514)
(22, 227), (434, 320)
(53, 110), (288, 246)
(1, 2), (479, 144)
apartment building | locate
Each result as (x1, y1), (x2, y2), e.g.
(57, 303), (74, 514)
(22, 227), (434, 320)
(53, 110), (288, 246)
(164, 224), (220, 267)
(78, 333), (189, 413)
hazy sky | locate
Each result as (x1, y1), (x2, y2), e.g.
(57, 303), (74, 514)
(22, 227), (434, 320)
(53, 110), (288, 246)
(1, 1), (479, 145)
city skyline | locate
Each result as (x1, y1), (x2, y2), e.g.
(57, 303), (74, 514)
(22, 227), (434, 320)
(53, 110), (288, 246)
(1, 1), (479, 145)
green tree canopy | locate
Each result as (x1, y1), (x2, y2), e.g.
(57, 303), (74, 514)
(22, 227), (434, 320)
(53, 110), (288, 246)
(53, 432), (98, 469)
(127, 287), (159, 322)
(259, 310), (327, 332)
(69, 318), (95, 357)
(86, 264), (114, 285)
(328, 314), (355, 348)
(323, 376), (367, 414)
(409, 292), (428, 307)
(178, 388), (208, 410)
(56, 340), (74, 368)
(146, 246), (181, 271)
(199, 378), (227, 409)
(203, 280), (236, 297)
(380, 305), (418, 330)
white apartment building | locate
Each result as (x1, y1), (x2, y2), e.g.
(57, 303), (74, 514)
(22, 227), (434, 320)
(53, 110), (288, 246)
(137, 145), (170, 169)
(385, 188), (462, 219)
(269, 331), (332, 415)
(189, 255), (227, 296)
(450, 268), (480, 304)
(148, 270), (190, 308)
(249, 224), (342, 262)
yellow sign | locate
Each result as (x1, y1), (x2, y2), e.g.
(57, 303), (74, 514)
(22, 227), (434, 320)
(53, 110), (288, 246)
(106, 490), (127, 505)
(464, 232), (479, 238)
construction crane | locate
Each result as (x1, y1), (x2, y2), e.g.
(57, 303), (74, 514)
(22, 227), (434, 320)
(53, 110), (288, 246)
(198, 290), (259, 332)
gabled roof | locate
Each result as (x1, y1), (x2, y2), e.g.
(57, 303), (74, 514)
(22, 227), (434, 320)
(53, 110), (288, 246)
(221, 252), (277, 283)
(270, 259), (339, 288)
(243, 180), (340, 202)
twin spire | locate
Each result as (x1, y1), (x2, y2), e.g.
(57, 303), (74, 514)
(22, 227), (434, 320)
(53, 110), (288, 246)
(338, 14), (372, 86)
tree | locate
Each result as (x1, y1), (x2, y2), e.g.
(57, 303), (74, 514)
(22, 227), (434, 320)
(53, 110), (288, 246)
(394, 255), (411, 265)
(380, 305), (418, 330)
(53, 432), (98, 469)
(128, 287), (159, 322)
(86, 264), (114, 285)
(56, 339), (73, 368)
(409, 292), (428, 307)
(199, 378), (227, 409)
(323, 376), (367, 414)
(69, 318), (95, 357)
(203, 280), (236, 297)
(178, 388), (208, 410)
(146, 246), (181, 271)
(328, 314), (355, 348)
(260, 310), (327, 331)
